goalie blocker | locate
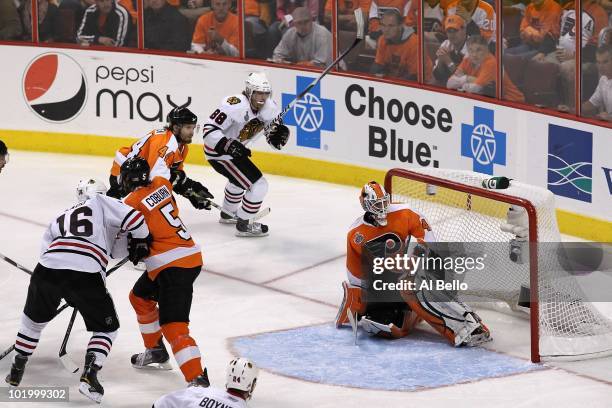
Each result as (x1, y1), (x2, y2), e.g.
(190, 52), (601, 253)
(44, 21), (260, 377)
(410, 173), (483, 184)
(335, 181), (491, 347)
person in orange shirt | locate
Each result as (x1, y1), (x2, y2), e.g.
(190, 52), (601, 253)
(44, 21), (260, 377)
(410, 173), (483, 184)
(190, 0), (239, 56)
(371, 9), (433, 82)
(448, 34), (525, 102)
(507, 0), (562, 57)
(324, 0), (371, 31)
(445, 0), (495, 42)
(367, 0), (411, 38)
(121, 157), (210, 387)
(108, 107), (213, 211)
(336, 181), (491, 347)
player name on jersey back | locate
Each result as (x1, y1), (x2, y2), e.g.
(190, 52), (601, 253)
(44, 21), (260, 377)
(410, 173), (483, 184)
(142, 185), (172, 210)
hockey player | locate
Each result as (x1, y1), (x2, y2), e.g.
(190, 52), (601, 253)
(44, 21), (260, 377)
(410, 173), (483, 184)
(0, 139), (8, 173)
(201, 72), (290, 237)
(120, 157), (209, 386)
(5, 179), (151, 404)
(108, 107), (214, 211)
(153, 358), (258, 408)
(335, 181), (491, 347)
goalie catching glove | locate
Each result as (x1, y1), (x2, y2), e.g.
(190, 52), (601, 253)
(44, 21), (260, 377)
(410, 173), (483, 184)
(266, 122), (289, 150)
(170, 169), (214, 210)
(128, 233), (152, 265)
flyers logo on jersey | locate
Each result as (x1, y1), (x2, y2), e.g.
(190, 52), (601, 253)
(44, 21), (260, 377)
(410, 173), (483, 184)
(142, 185), (171, 210)
(23, 53), (87, 123)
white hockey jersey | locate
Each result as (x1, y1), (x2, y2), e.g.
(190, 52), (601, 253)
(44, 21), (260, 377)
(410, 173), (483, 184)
(154, 386), (249, 408)
(558, 9), (595, 53)
(202, 93), (280, 161)
(39, 194), (149, 273)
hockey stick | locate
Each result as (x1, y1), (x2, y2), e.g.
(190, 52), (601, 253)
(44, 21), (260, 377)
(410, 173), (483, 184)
(58, 257), (130, 374)
(0, 303), (71, 362)
(246, 8), (365, 148)
(208, 201), (271, 223)
(0, 252), (33, 275)
(347, 308), (359, 346)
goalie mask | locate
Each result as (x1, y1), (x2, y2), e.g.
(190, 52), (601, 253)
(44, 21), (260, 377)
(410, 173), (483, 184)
(245, 72), (271, 109)
(226, 358), (258, 400)
(76, 178), (107, 201)
(360, 181), (390, 226)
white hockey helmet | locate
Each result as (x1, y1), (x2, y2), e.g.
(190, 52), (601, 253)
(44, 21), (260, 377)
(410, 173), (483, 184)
(245, 72), (272, 99)
(226, 358), (258, 399)
(360, 181), (390, 226)
(76, 178), (107, 201)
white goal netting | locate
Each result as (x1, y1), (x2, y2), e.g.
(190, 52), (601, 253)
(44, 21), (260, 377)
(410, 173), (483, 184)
(387, 167), (612, 361)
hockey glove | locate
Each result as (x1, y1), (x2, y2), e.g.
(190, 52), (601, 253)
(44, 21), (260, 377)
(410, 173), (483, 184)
(171, 169), (214, 210)
(107, 175), (123, 199)
(128, 233), (151, 265)
(266, 123), (289, 150)
(215, 137), (251, 159)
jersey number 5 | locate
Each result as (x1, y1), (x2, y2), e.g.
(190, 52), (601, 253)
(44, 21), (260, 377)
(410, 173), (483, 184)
(160, 203), (191, 240)
(57, 207), (93, 237)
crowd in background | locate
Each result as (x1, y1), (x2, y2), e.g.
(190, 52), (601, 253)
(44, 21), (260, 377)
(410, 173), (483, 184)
(1, 0), (611, 121)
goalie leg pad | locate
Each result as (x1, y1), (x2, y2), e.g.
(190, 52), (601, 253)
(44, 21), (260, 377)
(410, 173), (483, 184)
(360, 310), (421, 339)
(335, 281), (366, 328)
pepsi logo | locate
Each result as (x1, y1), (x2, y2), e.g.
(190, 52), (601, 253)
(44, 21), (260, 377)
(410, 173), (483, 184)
(22, 53), (87, 122)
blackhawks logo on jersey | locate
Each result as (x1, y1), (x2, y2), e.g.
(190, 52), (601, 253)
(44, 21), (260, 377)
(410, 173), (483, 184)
(227, 96), (241, 105)
(239, 118), (264, 142)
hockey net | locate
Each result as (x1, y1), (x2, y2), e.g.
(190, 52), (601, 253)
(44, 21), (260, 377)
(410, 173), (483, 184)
(385, 167), (612, 362)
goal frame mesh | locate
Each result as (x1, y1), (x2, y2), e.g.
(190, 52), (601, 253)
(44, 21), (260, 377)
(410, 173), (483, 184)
(384, 168), (543, 362)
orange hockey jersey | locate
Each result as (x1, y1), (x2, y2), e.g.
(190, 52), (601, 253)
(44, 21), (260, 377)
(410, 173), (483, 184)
(346, 204), (436, 287)
(124, 176), (202, 279)
(111, 128), (189, 181)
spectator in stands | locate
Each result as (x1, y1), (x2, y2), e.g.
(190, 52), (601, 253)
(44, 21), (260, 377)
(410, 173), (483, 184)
(144, 0), (191, 51)
(448, 34), (525, 102)
(423, 0), (446, 42)
(582, 45), (612, 121)
(244, 0), (273, 58)
(190, 0), (239, 56)
(324, 0), (370, 31)
(433, 14), (467, 85)
(536, 0), (608, 111)
(371, 8), (432, 81)
(271, 6), (332, 67)
(506, 0), (562, 57)
(56, 0), (95, 43)
(0, 0), (23, 40)
(20, 0), (61, 42)
(0, 140), (8, 174)
(367, 0), (410, 47)
(600, 27), (612, 47)
(77, 0), (130, 46)
(446, 0), (495, 42)
(267, 0), (319, 56)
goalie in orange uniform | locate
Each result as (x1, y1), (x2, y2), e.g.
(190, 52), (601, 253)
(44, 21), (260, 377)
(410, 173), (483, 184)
(335, 181), (491, 347)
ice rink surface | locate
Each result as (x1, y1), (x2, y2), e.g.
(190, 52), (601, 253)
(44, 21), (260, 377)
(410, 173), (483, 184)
(0, 151), (611, 407)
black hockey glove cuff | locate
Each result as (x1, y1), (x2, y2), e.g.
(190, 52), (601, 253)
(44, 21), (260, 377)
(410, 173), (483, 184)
(107, 175), (123, 199)
(266, 123), (289, 150)
(215, 137), (252, 159)
(171, 169), (214, 210)
(128, 233), (152, 265)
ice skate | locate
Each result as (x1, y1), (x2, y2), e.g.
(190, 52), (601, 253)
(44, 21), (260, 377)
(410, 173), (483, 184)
(131, 339), (172, 370)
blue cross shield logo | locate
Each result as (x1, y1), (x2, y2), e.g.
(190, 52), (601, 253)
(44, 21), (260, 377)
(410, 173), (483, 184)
(282, 76), (335, 149)
(461, 107), (506, 174)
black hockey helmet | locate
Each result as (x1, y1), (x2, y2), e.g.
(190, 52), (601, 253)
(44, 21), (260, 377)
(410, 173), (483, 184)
(167, 107), (197, 129)
(120, 157), (150, 194)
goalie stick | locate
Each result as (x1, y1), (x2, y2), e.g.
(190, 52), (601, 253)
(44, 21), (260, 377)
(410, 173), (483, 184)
(247, 8), (366, 148)
(58, 257), (130, 374)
